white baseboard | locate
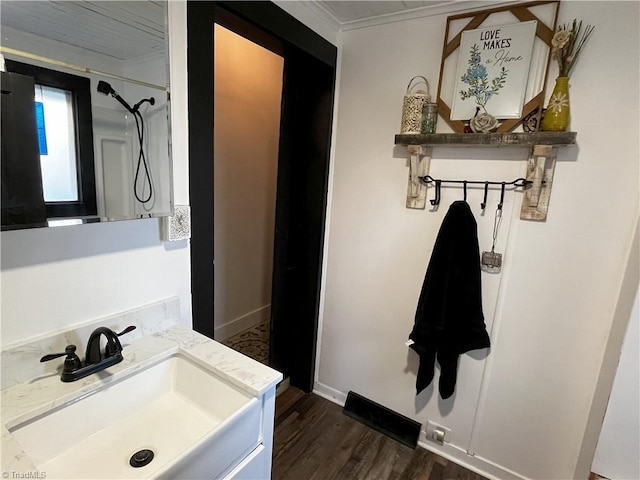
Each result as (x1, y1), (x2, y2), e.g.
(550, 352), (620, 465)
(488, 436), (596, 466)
(416, 438), (527, 480)
(312, 381), (527, 480)
(313, 381), (348, 405)
(276, 377), (290, 396)
(215, 305), (270, 342)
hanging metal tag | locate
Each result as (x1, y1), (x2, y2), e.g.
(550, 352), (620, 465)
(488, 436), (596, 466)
(481, 250), (502, 273)
(483, 200), (504, 274)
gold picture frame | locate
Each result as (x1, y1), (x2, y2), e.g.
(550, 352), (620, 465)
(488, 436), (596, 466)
(436, 1), (560, 133)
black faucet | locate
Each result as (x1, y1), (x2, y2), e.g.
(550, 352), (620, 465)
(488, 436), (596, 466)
(40, 326), (136, 382)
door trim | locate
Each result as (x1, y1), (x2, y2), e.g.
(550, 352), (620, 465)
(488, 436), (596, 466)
(187, 1), (336, 392)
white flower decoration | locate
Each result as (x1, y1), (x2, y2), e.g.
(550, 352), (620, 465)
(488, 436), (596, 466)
(551, 30), (571, 50)
(548, 92), (569, 112)
(470, 112), (500, 133)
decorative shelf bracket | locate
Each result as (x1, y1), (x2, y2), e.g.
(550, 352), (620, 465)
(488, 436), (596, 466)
(406, 146), (431, 209)
(520, 145), (556, 221)
(395, 132), (576, 218)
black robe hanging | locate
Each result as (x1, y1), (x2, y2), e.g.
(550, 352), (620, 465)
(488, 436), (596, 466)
(409, 201), (490, 399)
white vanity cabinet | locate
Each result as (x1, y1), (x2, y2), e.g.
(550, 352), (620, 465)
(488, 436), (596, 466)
(224, 387), (276, 480)
(223, 390), (277, 480)
(162, 389), (278, 480)
(1, 301), (283, 480)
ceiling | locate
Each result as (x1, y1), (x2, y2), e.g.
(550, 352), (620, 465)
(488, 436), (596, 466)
(316, 1), (455, 23)
(0, 1), (166, 61)
(0, 1), (456, 62)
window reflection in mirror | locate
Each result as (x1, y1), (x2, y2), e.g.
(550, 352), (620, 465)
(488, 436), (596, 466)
(5, 59), (98, 220)
(38, 85), (79, 202)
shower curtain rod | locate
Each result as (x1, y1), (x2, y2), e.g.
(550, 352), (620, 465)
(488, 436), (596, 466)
(1, 46), (168, 92)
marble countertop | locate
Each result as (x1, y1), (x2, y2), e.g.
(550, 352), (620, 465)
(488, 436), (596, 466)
(1, 324), (283, 476)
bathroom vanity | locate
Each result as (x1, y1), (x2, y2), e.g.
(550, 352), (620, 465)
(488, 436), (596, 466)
(1, 298), (282, 479)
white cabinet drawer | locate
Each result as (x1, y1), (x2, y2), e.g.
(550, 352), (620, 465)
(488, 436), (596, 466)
(223, 444), (268, 480)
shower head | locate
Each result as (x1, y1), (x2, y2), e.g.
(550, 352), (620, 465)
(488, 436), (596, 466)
(97, 80), (116, 96)
(97, 80), (135, 114)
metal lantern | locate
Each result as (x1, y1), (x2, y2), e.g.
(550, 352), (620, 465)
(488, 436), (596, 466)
(400, 76), (431, 134)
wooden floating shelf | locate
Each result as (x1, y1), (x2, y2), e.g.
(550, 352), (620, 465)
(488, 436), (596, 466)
(395, 131), (577, 147)
(396, 131), (578, 220)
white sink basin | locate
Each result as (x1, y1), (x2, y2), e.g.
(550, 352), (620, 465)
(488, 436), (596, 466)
(8, 352), (262, 479)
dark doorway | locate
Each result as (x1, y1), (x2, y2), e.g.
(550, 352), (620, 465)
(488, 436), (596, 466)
(187, 1), (336, 392)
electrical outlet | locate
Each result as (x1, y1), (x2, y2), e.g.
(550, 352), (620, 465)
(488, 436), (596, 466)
(425, 421), (451, 445)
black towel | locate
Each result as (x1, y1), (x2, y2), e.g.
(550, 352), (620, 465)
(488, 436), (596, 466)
(409, 201), (490, 399)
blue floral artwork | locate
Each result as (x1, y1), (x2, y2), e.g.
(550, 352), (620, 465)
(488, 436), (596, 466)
(449, 21), (537, 120)
(459, 44), (508, 110)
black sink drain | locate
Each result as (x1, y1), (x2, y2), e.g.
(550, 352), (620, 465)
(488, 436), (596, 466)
(130, 449), (154, 468)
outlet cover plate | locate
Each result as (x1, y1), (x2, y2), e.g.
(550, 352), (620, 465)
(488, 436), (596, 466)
(425, 421), (451, 445)
(162, 205), (191, 241)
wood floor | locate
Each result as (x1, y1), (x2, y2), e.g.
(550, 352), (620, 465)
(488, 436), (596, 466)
(272, 388), (489, 480)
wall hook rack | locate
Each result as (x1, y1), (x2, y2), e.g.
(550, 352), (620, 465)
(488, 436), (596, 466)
(395, 132), (577, 220)
(481, 183), (489, 210)
(419, 175), (531, 208)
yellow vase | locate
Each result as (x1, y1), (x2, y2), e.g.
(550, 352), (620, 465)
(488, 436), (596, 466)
(542, 76), (570, 131)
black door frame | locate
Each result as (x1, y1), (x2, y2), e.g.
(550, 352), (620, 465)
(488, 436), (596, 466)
(187, 1), (336, 392)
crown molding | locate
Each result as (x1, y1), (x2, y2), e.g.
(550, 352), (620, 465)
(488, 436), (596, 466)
(273, 0), (341, 44)
(277, 0), (526, 43)
(335, 0), (522, 32)
(301, 0), (343, 32)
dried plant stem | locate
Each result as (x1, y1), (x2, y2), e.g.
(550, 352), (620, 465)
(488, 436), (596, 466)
(556, 19), (595, 77)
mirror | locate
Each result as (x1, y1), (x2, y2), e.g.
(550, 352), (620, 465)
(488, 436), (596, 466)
(0, 0), (172, 230)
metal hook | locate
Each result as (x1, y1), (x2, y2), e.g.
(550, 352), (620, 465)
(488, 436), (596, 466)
(463, 181), (467, 201)
(481, 182), (489, 210)
(498, 182), (506, 210)
(430, 180), (441, 206)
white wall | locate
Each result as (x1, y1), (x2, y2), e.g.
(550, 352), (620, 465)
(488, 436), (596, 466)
(316, 2), (639, 479)
(0, 1), (191, 346)
(213, 25), (283, 340)
(592, 286), (640, 480)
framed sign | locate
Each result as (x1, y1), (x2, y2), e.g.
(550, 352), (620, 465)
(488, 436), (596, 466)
(451, 21), (537, 120)
(436, 1), (560, 132)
